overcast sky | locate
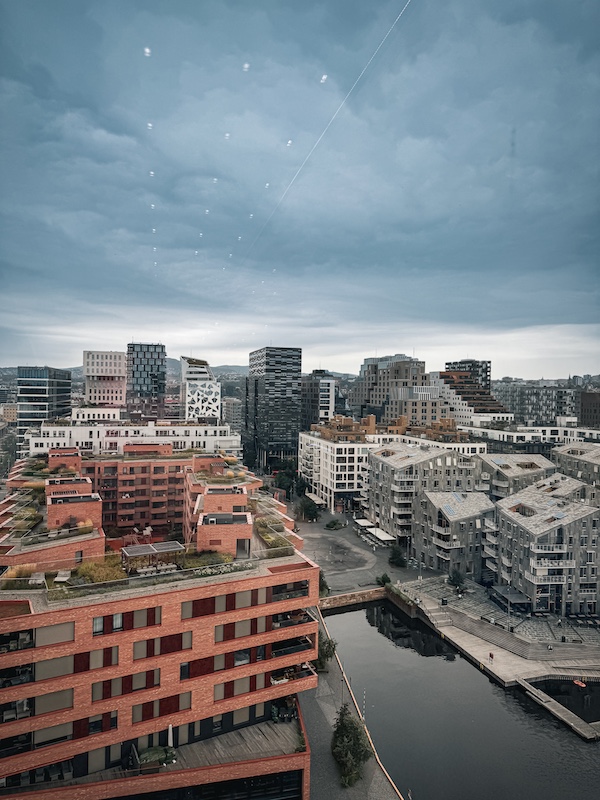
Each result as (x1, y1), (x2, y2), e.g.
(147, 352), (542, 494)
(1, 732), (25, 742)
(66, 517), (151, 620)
(1, 0), (598, 378)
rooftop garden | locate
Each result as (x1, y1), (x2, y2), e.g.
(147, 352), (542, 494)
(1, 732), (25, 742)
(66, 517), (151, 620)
(254, 517), (294, 557)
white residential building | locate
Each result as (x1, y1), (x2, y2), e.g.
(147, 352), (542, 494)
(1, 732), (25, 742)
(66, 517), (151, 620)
(298, 430), (399, 512)
(83, 350), (127, 406)
(459, 422), (600, 446)
(180, 356), (221, 422)
(25, 419), (242, 458)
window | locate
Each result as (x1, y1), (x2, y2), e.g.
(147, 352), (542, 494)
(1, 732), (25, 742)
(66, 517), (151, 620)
(234, 620), (251, 638)
(234, 649), (250, 667)
(92, 617), (104, 636)
(233, 677), (250, 696)
(35, 621), (74, 647)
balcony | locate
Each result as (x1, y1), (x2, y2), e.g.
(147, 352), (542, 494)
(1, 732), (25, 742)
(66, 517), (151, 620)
(0, 631), (34, 654)
(0, 698), (31, 724)
(533, 559), (576, 570)
(433, 535), (460, 550)
(483, 544), (497, 558)
(271, 610), (317, 629)
(524, 572), (567, 585)
(270, 662), (317, 686)
(272, 584), (309, 603)
(431, 523), (451, 536)
(271, 636), (314, 659)
(530, 543), (567, 554)
(0, 665), (33, 690)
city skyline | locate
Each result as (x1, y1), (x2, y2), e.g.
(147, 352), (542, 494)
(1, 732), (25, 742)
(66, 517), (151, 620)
(1, 1), (598, 378)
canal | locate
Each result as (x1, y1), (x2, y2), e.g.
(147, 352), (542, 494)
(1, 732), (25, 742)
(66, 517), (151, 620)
(325, 602), (600, 800)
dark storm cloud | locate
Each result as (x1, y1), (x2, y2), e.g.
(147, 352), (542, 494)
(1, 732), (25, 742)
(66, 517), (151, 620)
(0, 0), (598, 376)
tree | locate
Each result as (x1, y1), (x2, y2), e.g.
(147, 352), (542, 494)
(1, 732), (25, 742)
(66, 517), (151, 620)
(314, 630), (337, 671)
(319, 570), (330, 597)
(448, 568), (465, 589)
(294, 495), (319, 522)
(376, 573), (391, 586)
(388, 544), (406, 568)
(331, 703), (372, 787)
(295, 475), (308, 496)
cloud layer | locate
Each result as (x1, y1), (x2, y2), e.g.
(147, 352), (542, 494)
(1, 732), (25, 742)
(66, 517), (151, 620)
(1, 0), (598, 377)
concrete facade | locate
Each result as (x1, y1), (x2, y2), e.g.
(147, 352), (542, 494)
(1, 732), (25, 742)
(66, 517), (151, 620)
(412, 490), (495, 580)
(83, 351), (127, 407)
(473, 453), (556, 501)
(494, 487), (599, 615)
(366, 443), (480, 545)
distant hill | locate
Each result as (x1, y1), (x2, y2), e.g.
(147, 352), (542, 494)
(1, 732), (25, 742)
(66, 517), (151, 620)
(212, 365), (249, 375)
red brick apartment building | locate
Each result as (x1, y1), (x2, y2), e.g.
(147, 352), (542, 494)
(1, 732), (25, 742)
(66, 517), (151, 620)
(0, 450), (319, 799)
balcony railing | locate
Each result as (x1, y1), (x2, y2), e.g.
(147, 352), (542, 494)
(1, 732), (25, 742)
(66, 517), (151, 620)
(524, 572), (567, 585)
(530, 543), (567, 553)
(433, 536), (460, 550)
(271, 587), (309, 603)
(533, 559), (576, 569)
(271, 636), (314, 659)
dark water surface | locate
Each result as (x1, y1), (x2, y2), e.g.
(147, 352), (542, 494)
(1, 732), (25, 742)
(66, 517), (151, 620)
(325, 603), (600, 800)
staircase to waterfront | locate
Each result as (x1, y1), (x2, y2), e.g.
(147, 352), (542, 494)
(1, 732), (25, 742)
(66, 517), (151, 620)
(446, 607), (600, 663)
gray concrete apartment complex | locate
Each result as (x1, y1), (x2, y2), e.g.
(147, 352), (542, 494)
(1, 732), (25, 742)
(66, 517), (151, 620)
(412, 490), (495, 581)
(366, 443), (479, 545)
(494, 485), (599, 615)
(552, 443), (600, 505)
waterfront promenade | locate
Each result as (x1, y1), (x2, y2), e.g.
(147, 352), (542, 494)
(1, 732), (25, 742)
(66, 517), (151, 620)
(296, 510), (600, 742)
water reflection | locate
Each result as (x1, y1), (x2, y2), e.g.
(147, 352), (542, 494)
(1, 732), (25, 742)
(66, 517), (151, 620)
(325, 602), (600, 800)
(365, 603), (456, 659)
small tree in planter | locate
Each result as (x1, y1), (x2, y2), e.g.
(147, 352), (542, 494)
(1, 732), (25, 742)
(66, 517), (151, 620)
(331, 703), (372, 787)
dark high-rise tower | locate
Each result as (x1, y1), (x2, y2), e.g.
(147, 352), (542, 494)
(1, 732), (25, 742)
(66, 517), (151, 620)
(17, 366), (71, 457)
(244, 347), (301, 469)
(126, 343), (167, 419)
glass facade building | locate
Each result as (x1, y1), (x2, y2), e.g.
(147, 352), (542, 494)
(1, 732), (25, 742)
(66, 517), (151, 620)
(17, 367), (71, 457)
(126, 343), (167, 419)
